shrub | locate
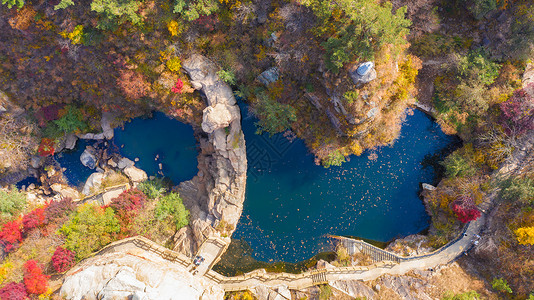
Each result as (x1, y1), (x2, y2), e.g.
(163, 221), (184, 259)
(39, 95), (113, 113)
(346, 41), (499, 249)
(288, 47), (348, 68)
(110, 189), (147, 228)
(318, 284), (333, 300)
(217, 69), (236, 85)
(0, 282), (28, 300)
(0, 188), (26, 221)
(59, 203), (120, 260)
(44, 197), (76, 224)
(442, 290), (481, 300)
(498, 85), (534, 136)
(0, 220), (22, 253)
(22, 207), (46, 233)
(491, 277), (513, 294)
(1, 0), (24, 9)
(51, 246), (76, 273)
(91, 0), (142, 28)
(441, 152), (477, 178)
(37, 138), (55, 157)
(171, 79), (184, 94)
(452, 203), (481, 223)
(322, 150), (346, 168)
(465, 0), (496, 20)
(54, 106), (88, 134)
(167, 20), (181, 36)
(155, 192), (189, 230)
(500, 177), (534, 204)
(138, 178), (168, 199)
(166, 57), (182, 72)
(515, 226), (534, 245)
(23, 260), (49, 295)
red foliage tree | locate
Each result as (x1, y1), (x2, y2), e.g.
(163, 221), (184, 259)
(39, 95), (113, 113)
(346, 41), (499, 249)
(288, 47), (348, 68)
(452, 195), (481, 223)
(37, 138), (55, 157)
(0, 220), (22, 252)
(35, 104), (64, 127)
(0, 282), (28, 300)
(44, 197), (76, 224)
(171, 79), (184, 94)
(23, 260), (49, 295)
(51, 246), (75, 273)
(109, 189), (146, 231)
(499, 84), (534, 136)
(22, 207), (46, 233)
(193, 14), (219, 32)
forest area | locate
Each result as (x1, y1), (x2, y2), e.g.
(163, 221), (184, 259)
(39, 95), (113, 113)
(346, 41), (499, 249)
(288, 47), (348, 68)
(0, 0), (534, 298)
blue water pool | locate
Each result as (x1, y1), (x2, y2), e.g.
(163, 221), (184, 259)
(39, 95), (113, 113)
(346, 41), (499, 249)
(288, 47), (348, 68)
(113, 112), (198, 184)
(56, 112), (198, 187)
(232, 104), (458, 262)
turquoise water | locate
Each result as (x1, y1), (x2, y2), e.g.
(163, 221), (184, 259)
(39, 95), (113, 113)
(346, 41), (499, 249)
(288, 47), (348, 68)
(56, 112), (198, 187)
(113, 112), (198, 184)
(233, 104), (458, 263)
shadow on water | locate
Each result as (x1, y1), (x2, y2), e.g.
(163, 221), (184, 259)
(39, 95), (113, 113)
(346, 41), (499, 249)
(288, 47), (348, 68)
(213, 238), (336, 276)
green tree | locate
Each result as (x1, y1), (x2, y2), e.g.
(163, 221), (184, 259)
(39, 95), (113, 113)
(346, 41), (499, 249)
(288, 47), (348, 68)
(302, 0), (411, 72)
(1, 0), (23, 9)
(173, 0), (218, 21)
(253, 92), (297, 136)
(441, 152), (476, 178)
(322, 150), (346, 168)
(155, 192), (189, 230)
(318, 284), (333, 300)
(90, 0), (143, 29)
(464, 0), (496, 20)
(0, 188), (26, 221)
(59, 203), (120, 260)
(500, 177), (534, 204)
(54, 106), (87, 134)
(138, 177), (169, 200)
(54, 0), (74, 9)
(491, 278), (513, 294)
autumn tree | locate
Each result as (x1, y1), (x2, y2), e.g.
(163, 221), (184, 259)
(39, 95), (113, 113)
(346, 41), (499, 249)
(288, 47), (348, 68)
(0, 282), (27, 300)
(515, 226), (534, 245)
(59, 203), (120, 260)
(23, 260), (49, 295)
(51, 246), (76, 273)
(499, 84), (534, 137)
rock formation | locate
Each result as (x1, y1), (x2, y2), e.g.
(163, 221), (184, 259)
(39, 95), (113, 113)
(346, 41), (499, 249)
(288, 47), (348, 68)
(59, 248), (224, 300)
(174, 54), (247, 257)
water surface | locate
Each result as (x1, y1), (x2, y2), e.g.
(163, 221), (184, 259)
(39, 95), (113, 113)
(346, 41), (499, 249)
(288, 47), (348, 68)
(233, 105), (457, 263)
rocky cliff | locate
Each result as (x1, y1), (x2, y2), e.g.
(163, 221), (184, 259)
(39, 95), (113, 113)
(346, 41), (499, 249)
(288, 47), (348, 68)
(59, 246), (224, 300)
(173, 54), (247, 257)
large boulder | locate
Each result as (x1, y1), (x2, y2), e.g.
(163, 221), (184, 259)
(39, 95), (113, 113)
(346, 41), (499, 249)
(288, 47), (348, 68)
(257, 67), (279, 86)
(350, 61), (377, 85)
(82, 172), (104, 195)
(117, 157), (135, 170)
(201, 103), (239, 134)
(65, 134), (77, 150)
(80, 148), (97, 169)
(51, 183), (80, 200)
(101, 112), (115, 140)
(123, 166), (147, 183)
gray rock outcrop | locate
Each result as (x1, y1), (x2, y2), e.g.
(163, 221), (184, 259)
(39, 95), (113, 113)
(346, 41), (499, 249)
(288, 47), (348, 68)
(177, 54), (247, 256)
(257, 67), (279, 86)
(123, 166), (148, 183)
(350, 61), (377, 85)
(82, 172), (104, 195)
(80, 147), (97, 169)
(60, 249), (224, 300)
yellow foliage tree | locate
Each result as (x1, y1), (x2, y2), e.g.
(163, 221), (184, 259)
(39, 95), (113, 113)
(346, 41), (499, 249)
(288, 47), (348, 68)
(515, 226), (534, 245)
